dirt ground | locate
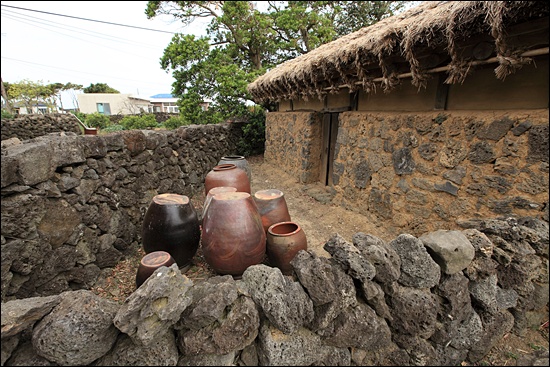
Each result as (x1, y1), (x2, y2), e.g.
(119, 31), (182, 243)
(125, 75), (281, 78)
(93, 153), (548, 366)
(246, 154), (393, 257)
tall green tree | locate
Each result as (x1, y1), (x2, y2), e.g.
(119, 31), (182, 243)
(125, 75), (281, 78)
(5, 79), (55, 113)
(83, 83), (120, 94)
(145, 1), (407, 123)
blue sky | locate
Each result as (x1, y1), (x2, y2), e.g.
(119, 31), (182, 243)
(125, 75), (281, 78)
(1, 1), (209, 107)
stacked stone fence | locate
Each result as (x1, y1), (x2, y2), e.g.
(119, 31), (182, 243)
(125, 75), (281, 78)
(1, 114), (548, 366)
(1, 122), (243, 302)
(1, 217), (548, 366)
(1, 113), (187, 142)
(1, 114), (82, 141)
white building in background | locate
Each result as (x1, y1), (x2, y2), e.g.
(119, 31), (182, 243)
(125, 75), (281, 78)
(77, 93), (211, 115)
(149, 94), (211, 113)
(149, 94), (179, 113)
(77, 93), (151, 115)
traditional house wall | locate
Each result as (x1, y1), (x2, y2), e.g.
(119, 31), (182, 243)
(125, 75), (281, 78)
(265, 108), (548, 236)
(265, 56), (549, 235)
(264, 112), (323, 184)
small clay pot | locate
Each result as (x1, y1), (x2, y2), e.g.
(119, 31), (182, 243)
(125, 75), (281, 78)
(266, 221), (307, 275)
(136, 251), (176, 288)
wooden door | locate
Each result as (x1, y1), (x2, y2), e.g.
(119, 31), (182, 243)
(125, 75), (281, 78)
(319, 112), (339, 186)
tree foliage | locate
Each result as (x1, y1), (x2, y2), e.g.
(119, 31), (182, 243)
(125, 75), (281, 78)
(146, 1), (407, 123)
(4, 79), (83, 113)
(83, 83), (120, 94)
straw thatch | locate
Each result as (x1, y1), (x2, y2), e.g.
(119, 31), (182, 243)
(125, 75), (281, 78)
(248, 1), (549, 104)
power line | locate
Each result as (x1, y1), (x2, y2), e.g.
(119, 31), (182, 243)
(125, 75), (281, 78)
(1, 4), (177, 34)
(1, 11), (162, 58)
(2, 8), (161, 50)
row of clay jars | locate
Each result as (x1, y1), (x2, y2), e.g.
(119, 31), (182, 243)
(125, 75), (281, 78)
(203, 161), (260, 278)
(138, 160), (307, 286)
(138, 158), (251, 286)
(203, 162), (307, 276)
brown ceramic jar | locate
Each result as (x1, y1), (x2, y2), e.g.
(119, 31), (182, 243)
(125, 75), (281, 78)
(202, 186), (238, 222)
(204, 164), (251, 195)
(135, 251), (176, 288)
(218, 155), (252, 182)
(266, 221), (307, 275)
(201, 191), (266, 277)
(253, 189), (291, 233)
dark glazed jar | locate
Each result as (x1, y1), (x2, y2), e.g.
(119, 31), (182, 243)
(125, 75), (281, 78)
(253, 189), (291, 233)
(218, 155), (252, 182)
(204, 164), (251, 195)
(142, 193), (201, 271)
(201, 191), (266, 277)
(266, 221), (307, 275)
(136, 251), (176, 289)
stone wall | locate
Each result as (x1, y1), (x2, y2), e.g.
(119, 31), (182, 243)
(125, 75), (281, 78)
(264, 112), (323, 184)
(265, 110), (549, 236)
(1, 113), (82, 141)
(1, 217), (548, 366)
(1, 123), (243, 301)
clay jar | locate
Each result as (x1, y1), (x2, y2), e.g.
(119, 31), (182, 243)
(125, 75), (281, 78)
(266, 221), (307, 275)
(141, 193), (201, 271)
(204, 164), (251, 195)
(202, 186), (237, 222)
(201, 191), (266, 277)
(253, 189), (291, 233)
(136, 251), (175, 289)
(218, 155), (252, 182)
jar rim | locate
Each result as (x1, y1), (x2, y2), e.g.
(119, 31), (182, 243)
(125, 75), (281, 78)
(268, 221), (301, 236)
(213, 164), (237, 171)
(153, 193), (189, 205)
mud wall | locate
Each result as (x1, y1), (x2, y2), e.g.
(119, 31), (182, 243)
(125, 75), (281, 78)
(265, 110), (549, 236)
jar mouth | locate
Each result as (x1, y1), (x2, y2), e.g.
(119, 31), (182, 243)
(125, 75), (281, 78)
(213, 164), (237, 171)
(254, 189), (283, 200)
(141, 251), (174, 267)
(222, 155), (245, 160)
(208, 186), (238, 196)
(153, 193), (189, 205)
(268, 221), (300, 236)
(214, 192), (250, 201)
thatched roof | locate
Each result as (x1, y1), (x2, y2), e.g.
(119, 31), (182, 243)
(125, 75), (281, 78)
(248, 1), (549, 104)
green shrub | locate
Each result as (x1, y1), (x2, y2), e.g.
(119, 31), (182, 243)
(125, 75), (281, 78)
(1, 109), (14, 119)
(101, 124), (124, 133)
(236, 108), (266, 156)
(85, 112), (110, 129)
(73, 111), (87, 123)
(120, 114), (158, 130)
(164, 116), (188, 129)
